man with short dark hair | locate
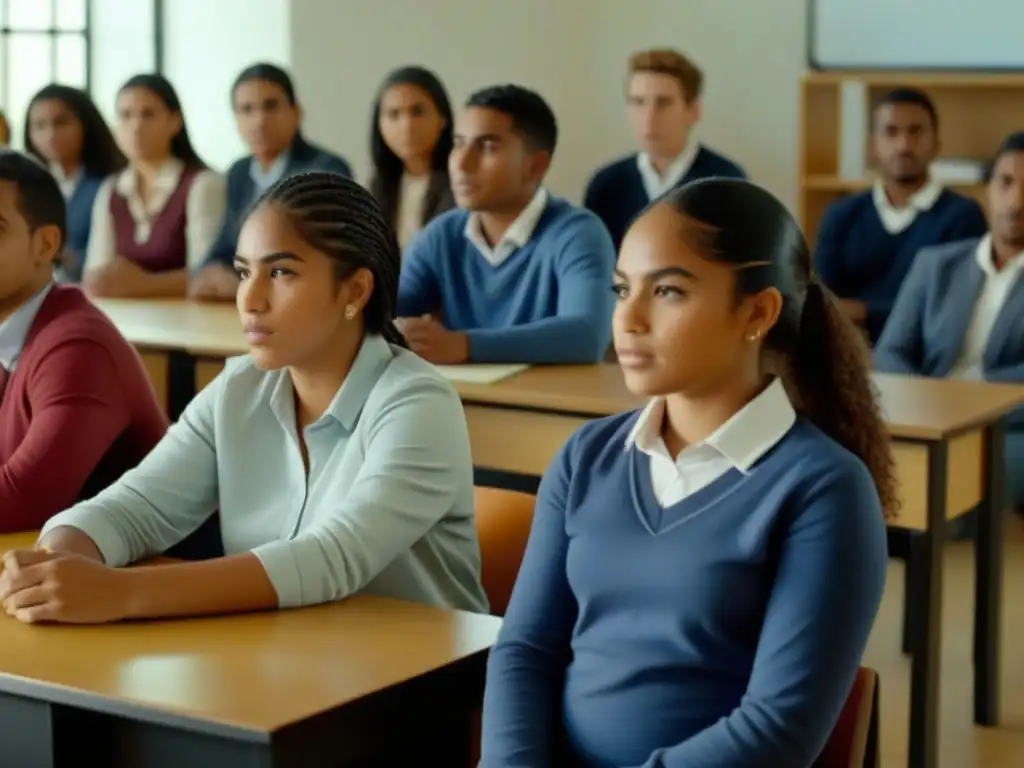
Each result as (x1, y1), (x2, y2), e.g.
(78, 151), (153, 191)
(584, 49), (746, 250)
(813, 88), (987, 341)
(0, 150), (167, 532)
(876, 132), (1024, 508)
(396, 85), (615, 365)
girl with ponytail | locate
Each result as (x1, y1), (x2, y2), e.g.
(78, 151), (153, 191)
(12, 172), (488, 626)
(481, 178), (894, 768)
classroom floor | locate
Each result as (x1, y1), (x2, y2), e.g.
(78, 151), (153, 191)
(868, 513), (1024, 766)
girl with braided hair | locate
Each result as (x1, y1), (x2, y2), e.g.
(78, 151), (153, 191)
(1, 172), (489, 624)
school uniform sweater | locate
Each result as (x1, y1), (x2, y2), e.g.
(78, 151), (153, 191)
(397, 197), (616, 364)
(0, 285), (168, 532)
(583, 147), (747, 249)
(480, 413), (887, 768)
(62, 174), (106, 282)
(813, 189), (987, 342)
(202, 139), (352, 269)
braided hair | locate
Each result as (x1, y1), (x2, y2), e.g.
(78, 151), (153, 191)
(253, 171), (407, 347)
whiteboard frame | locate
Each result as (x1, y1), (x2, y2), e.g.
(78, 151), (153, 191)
(805, 0), (1024, 72)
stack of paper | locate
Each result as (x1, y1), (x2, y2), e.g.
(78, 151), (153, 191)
(433, 363), (529, 384)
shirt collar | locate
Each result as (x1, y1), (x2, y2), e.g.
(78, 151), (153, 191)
(250, 149), (291, 194)
(269, 333), (396, 433)
(115, 158), (184, 197)
(464, 187), (549, 258)
(49, 163), (81, 199)
(974, 233), (1024, 278)
(872, 177), (943, 216)
(0, 282), (54, 371)
(637, 141), (700, 199)
(625, 377), (796, 473)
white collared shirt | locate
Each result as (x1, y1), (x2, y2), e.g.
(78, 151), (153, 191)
(84, 159), (227, 273)
(949, 235), (1024, 380)
(249, 149), (290, 196)
(871, 178), (943, 234)
(0, 282), (53, 372)
(637, 142), (700, 201)
(49, 163), (80, 200)
(397, 172), (430, 249)
(625, 378), (797, 507)
(464, 187), (548, 267)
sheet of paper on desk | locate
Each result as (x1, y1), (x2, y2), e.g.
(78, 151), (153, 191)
(433, 363), (529, 384)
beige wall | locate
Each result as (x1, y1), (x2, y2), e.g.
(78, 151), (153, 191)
(290, 0), (807, 211)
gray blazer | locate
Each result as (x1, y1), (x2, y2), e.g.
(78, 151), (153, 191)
(874, 237), (1024, 427)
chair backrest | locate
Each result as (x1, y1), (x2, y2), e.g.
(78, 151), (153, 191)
(473, 486), (536, 616)
(817, 667), (880, 768)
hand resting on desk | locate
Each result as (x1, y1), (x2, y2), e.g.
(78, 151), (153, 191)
(0, 546), (134, 624)
(0, 528), (188, 625)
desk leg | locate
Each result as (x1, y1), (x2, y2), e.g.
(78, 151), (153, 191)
(0, 693), (57, 767)
(167, 351), (197, 422)
(908, 442), (946, 768)
(975, 420), (1004, 725)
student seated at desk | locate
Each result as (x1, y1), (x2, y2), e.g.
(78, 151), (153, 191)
(190, 63), (352, 301)
(0, 172), (488, 625)
(82, 74), (226, 299)
(480, 179), (892, 768)
(397, 85), (615, 365)
(369, 65), (455, 250)
(0, 152), (167, 534)
(24, 84), (127, 283)
(876, 132), (1024, 509)
(813, 88), (987, 343)
(583, 49), (745, 250)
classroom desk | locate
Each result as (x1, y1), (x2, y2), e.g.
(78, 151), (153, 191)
(93, 298), (1024, 768)
(0, 531), (501, 768)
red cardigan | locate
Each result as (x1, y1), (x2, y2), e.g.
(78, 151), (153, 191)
(0, 285), (168, 532)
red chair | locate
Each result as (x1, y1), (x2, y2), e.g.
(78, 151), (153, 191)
(817, 667), (881, 767)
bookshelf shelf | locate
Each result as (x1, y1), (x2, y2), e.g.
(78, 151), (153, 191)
(798, 72), (1024, 246)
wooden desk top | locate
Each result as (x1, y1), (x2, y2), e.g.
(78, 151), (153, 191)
(94, 298), (246, 358)
(97, 299), (1024, 442)
(458, 366), (1024, 441)
(0, 532), (500, 737)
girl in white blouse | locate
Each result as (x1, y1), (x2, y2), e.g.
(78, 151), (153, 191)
(83, 74), (226, 298)
(368, 66), (455, 250)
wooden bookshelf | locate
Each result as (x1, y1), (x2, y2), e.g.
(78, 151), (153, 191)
(798, 72), (1024, 247)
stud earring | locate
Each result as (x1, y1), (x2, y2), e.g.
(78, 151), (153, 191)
(344, 305), (356, 320)
(747, 331), (761, 342)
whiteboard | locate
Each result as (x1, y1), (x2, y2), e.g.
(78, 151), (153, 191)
(809, 0), (1024, 70)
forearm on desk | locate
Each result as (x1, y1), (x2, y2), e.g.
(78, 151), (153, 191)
(122, 553), (278, 619)
(135, 268), (189, 298)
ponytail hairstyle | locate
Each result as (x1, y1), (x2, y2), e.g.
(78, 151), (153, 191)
(254, 172), (407, 347)
(118, 74), (206, 169)
(663, 178), (898, 519)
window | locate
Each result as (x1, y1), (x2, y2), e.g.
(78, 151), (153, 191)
(0, 0), (89, 146)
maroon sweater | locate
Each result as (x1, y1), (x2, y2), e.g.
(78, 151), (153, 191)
(0, 285), (168, 532)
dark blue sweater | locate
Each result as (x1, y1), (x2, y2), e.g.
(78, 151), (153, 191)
(397, 197), (615, 363)
(583, 146), (746, 249)
(480, 414), (887, 768)
(62, 174), (106, 282)
(812, 189), (987, 343)
(202, 138), (351, 269)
